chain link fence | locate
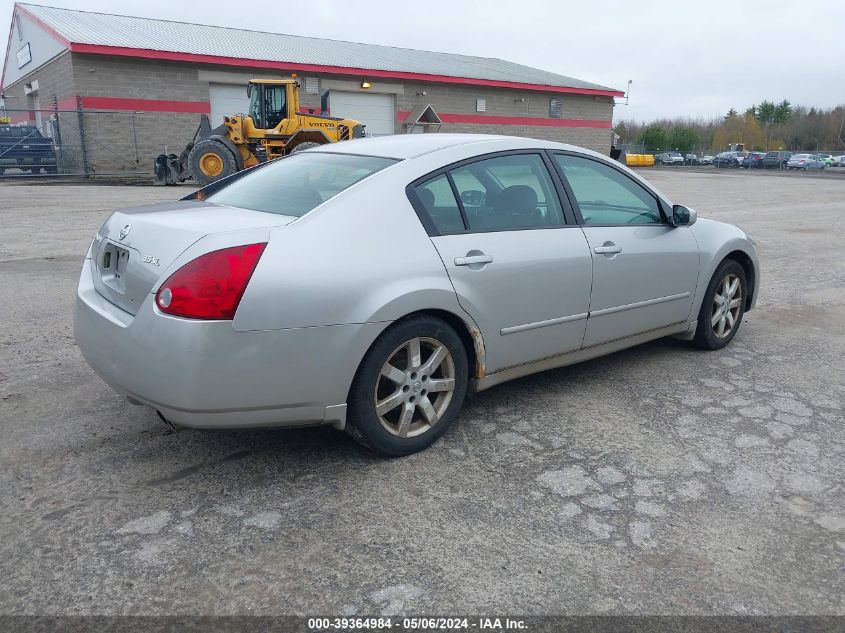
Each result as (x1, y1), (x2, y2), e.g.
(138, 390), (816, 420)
(1, 108), (150, 178)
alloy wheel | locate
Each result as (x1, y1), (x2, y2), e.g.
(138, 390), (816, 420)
(711, 273), (743, 338)
(374, 337), (456, 438)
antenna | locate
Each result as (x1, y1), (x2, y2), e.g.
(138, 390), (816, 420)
(615, 80), (633, 106)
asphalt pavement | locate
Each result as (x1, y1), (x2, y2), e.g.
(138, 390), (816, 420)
(0, 170), (842, 616)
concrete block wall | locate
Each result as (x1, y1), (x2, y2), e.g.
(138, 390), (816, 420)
(395, 80), (614, 154)
(5, 53), (616, 173)
(71, 55), (209, 172)
(2, 53), (86, 172)
(2, 50), (75, 111)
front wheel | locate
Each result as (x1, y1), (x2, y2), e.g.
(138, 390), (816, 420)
(692, 260), (747, 350)
(189, 139), (238, 186)
(346, 316), (469, 456)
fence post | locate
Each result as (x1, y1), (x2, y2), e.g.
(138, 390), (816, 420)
(52, 95), (63, 168)
(76, 96), (90, 177)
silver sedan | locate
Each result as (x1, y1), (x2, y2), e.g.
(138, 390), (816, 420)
(75, 134), (760, 456)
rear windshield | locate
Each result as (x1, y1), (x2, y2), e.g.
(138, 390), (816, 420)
(207, 152), (397, 217)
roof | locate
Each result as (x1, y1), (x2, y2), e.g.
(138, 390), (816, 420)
(11, 3), (622, 97)
(314, 132), (594, 161)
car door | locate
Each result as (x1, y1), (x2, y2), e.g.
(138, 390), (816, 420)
(409, 152), (593, 373)
(551, 152), (700, 348)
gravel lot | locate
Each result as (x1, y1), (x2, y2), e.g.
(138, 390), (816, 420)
(0, 170), (843, 616)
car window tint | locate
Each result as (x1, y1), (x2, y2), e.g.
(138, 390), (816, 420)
(414, 174), (465, 233)
(450, 154), (564, 231)
(207, 153), (396, 217)
(554, 154), (662, 225)
(450, 169), (485, 208)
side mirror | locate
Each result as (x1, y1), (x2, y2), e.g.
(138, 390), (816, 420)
(460, 189), (486, 206)
(672, 204), (697, 227)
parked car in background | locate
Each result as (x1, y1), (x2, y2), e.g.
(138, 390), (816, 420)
(0, 124), (57, 175)
(740, 151), (766, 169)
(73, 134), (760, 456)
(834, 155), (845, 167)
(786, 154), (825, 170)
(761, 151), (792, 169)
(684, 153), (700, 165)
(714, 151), (742, 168)
(815, 153), (835, 167)
(655, 151), (685, 166)
(699, 155), (715, 165)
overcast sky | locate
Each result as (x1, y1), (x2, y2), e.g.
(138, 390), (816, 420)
(2, 0), (844, 122)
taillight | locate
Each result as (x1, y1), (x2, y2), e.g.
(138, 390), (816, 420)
(155, 243), (266, 320)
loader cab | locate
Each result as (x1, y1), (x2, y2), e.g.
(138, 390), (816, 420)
(247, 82), (289, 130)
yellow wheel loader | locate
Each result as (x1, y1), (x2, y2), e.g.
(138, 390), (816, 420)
(154, 79), (365, 186)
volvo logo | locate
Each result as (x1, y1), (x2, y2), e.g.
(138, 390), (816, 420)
(119, 224), (131, 240)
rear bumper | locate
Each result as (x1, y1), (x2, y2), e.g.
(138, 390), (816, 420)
(74, 258), (386, 429)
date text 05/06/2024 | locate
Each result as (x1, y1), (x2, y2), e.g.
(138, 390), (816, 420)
(307, 617), (528, 631)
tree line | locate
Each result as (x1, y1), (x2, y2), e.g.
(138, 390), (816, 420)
(614, 100), (845, 154)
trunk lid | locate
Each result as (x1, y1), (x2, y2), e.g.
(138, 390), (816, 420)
(91, 200), (295, 315)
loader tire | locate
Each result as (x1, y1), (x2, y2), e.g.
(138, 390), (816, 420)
(291, 142), (322, 153)
(189, 139), (238, 186)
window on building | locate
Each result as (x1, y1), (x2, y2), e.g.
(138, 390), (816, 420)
(550, 98), (564, 118)
(304, 77), (319, 94)
(476, 98), (486, 113)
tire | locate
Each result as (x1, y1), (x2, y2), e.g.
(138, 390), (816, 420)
(189, 139), (238, 186)
(346, 315), (469, 456)
(291, 142), (322, 153)
(692, 259), (747, 350)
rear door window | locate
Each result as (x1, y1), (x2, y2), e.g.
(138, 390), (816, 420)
(413, 174), (465, 233)
(449, 153), (564, 231)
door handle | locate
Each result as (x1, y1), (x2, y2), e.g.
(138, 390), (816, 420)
(594, 242), (622, 255)
(454, 254), (493, 266)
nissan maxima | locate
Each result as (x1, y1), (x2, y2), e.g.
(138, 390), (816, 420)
(75, 134), (760, 456)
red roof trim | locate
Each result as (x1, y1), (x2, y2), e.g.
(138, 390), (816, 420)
(67, 43), (625, 97)
(15, 4), (72, 47)
(397, 110), (612, 128)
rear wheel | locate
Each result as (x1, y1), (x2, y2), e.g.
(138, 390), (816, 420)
(189, 139), (238, 186)
(346, 316), (468, 456)
(692, 260), (747, 350)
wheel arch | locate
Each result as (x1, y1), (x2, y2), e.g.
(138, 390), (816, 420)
(205, 135), (244, 169)
(346, 308), (486, 407)
(723, 249), (756, 310)
(406, 308), (485, 381)
(286, 129), (331, 151)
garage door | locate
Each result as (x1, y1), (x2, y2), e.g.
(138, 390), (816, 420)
(209, 84), (251, 125)
(329, 92), (395, 136)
